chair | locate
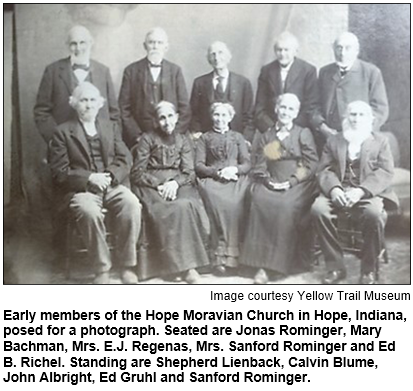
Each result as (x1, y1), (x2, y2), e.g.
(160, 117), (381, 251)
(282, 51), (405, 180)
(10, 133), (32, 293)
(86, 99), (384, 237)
(65, 209), (116, 280)
(314, 210), (388, 281)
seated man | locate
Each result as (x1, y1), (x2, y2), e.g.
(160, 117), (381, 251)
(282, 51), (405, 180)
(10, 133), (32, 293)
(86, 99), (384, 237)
(311, 101), (398, 285)
(49, 82), (141, 284)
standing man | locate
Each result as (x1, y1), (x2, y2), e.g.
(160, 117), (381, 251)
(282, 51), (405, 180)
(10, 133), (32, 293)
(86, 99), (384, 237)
(34, 25), (119, 144)
(190, 41), (254, 143)
(311, 101), (398, 285)
(49, 82), (141, 284)
(119, 27), (191, 149)
(254, 31), (318, 133)
(312, 32), (389, 148)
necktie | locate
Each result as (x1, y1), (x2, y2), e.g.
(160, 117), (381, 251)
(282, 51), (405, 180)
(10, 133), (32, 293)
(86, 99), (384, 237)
(216, 76), (225, 95)
(72, 64), (89, 71)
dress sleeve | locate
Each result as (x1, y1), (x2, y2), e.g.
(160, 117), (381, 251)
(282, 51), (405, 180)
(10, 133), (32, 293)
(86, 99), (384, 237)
(174, 135), (195, 186)
(130, 134), (162, 189)
(195, 134), (220, 179)
(236, 133), (251, 175)
(289, 128), (319, 187)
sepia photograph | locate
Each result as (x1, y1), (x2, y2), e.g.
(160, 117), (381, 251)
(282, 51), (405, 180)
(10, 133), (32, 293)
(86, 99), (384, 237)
(3, 3), (411, 285)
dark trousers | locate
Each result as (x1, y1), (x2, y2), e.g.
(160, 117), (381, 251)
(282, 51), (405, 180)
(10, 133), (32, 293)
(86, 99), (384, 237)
(69, 185), (142, 273)
(311, 194), (387, 274)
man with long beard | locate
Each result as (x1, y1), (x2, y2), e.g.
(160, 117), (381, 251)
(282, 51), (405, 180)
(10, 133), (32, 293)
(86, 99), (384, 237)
(119, 27), (191, 149)
(311, 101), (398, 285)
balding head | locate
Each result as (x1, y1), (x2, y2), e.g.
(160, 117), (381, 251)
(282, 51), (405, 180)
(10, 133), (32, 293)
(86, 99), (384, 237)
(274, 32), (299, 67)
(334, 32), (360, 68)
(343, 100), (374, 138)
(69, 82), (104, 122)
(207, 41), (232, 71)
(144, 27), (169, 64)
(67, 25), (93, 63)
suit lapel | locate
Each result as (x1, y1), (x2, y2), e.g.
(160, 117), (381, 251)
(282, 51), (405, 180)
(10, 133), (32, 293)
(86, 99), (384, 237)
(206, 72), (215, 104)
(228, 72), (238, 102)
(160, 61), (171, 100)
(271, 62), (282, 94)
(96, 120), (110, 167)
(359, 134), (374, 178)
(336, 135), (347, 180)
(89, 60), (102, 92)
(70, 121), (90, 164)
(284, 60), (299, 91)
(59, 58), (74, 94)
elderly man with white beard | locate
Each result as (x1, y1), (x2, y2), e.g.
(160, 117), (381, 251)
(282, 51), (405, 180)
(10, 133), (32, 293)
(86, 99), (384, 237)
(119, 27), (191, 149)
(311, 101), (398, 285)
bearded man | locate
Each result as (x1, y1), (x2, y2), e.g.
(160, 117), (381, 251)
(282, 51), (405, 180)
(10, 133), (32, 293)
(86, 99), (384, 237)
(118, 27), (191, 148)
(311, 101), (398, 285)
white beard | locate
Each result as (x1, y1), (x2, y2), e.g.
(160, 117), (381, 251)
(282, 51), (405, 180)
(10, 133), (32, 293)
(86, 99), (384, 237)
(342, 120), (372, 160)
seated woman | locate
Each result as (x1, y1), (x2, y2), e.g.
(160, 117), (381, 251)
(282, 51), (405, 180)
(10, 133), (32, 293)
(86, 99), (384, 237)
(239, 93), (318, 284)
(195, 102), (251, 275)
(131, 101), (210, 284)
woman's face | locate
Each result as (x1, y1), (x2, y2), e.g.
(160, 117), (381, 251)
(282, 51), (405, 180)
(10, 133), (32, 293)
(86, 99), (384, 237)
(212, 106), (231, 131)
(157, 106), (178, 135)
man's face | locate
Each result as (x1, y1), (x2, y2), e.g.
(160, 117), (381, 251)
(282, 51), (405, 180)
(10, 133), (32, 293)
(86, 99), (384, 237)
(275, 38), (297, 67)
(157, 105), (178, 135)
(276, 96), (299, 126)
(334, 35), (359, 68)
(75, 88), (102, 122)
(208, 42), (231, 71)
(346, 104), (372, 132)
(144, 30), (169, 64)
(68, 28), (92, 62)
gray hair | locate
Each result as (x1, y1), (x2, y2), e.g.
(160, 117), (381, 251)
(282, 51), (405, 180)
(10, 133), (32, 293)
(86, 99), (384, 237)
(66, 25), (94, 45)
(145, 27), (168, 43)
(274, 31), (299, 51)
(209, 102), (236, 119)
(69, 82), (104, 108)
(345, 100), (374, 119)
(333, 32), (360, 51)
(155, 101), (177, 116)
(275, 93), (301, 111)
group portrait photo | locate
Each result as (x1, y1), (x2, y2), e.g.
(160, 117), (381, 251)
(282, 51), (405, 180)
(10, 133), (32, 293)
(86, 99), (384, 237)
(3, 3), (410, 285)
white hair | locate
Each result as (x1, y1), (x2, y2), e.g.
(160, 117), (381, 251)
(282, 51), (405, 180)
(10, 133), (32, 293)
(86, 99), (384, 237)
(275, 93), (301, 111)
(274, 31), (299, 51)
(69, 82), (104, 108)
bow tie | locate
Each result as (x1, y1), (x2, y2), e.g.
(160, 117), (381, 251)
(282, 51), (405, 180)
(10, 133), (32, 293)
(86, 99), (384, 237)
(339, 67), (348, 77)
(72, 64), (90, 71)
(149, 62), (162, 68)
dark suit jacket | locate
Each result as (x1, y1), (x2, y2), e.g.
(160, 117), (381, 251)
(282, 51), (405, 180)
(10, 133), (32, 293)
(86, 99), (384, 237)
(49, 118), (131, 209)
(254, 58), (318, 132)
(312, 59), (389, 132)
(190, 71), (254, 141)
(118, 58), (191, 149)
(34, 58), (120, 143)
(317, 132), (398, 209)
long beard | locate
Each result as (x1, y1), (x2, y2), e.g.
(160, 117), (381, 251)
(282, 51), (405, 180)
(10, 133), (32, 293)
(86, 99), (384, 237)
(147, 51), (163, 65)
(342, 119), (372, 159)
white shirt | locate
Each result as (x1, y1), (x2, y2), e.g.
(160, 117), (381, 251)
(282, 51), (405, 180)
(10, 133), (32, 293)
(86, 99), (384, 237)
(80, 119), (98, 137)
(70, 58), (90, 84)
(280, 61), (294, 89)
(276, 122), (293, 141)
(213, 69), (230, 92)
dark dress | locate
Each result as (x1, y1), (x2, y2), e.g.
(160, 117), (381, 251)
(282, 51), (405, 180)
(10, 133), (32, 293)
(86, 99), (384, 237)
(131, 130), (210, 280)
(239, 125), (318, 275)
(195, 130), (251, 267)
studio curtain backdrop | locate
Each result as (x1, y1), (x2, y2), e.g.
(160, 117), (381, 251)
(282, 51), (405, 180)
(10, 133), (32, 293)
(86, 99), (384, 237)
(13, 4), (348, 223)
